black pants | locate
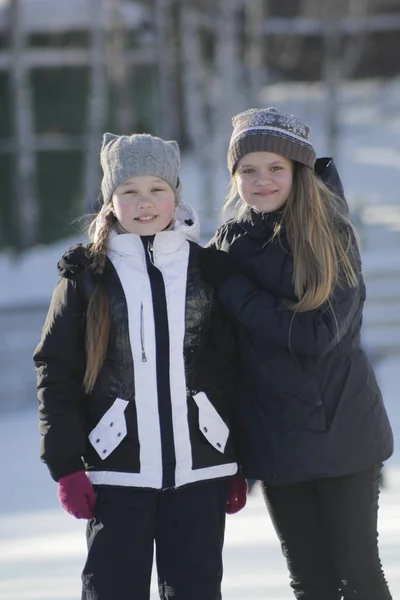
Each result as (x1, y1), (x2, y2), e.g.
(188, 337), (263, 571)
(81, 478), (229, 600)
(262, 466), (392, 600)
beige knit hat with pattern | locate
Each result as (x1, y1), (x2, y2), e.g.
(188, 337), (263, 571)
(227, 107), (316, 174)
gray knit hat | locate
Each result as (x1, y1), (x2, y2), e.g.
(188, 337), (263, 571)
(100, 133), (181, 203)
(227, 107), (316, 174)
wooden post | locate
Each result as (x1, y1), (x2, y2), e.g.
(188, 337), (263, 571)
(244, 0), (265, 106)
(9, 0), (38, 249)
(180, 3), (216, 227)
(106, 0), (132, 134)
(83, 0), (108, 213)
(323, 5), (342, 158)
(208, 0), (242, 230)
(342, 0), (370, 78)
(322, 0), (370, 158)
(180, 4), (205, 150)
(153, 0), (179, 139)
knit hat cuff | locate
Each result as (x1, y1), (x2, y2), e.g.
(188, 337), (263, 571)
(228, 132), (316, 174)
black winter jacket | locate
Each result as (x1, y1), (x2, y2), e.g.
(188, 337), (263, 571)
(34, 220), (237, 489)
(208, 158), (393, 485)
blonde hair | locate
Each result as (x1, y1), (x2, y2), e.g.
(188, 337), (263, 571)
(225, 163), (359, 313)
(83, 204), (115, 393)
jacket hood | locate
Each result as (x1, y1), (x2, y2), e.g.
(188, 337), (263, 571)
(172, 202), (200, 243)
(314, 157), (349, 215)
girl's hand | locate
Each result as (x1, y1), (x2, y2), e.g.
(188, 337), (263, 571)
(57, 471), (96, 519)
(226, 475), (248, 514)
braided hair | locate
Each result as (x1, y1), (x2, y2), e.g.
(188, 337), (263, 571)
(83, 204), (116, 393)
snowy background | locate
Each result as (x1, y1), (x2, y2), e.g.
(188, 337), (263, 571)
(1, 80), (400, 598)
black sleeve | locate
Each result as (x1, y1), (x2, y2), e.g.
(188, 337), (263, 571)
(210, 296), (238, 385)
(218, 272), (363, 358)
(33, 276), (88, 481)
(196, 243), (238, 388)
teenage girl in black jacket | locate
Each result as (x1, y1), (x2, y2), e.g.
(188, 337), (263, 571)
(201, 107), (393, 600)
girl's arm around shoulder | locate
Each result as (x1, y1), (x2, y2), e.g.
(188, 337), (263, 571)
(219, 271), (364, 358)
(206, 218), (365, 358)
(33, 244), (93, 481)
(196, 244), (238, 365)
(209, 293), (239, 379)
(196, 246), (239, 394)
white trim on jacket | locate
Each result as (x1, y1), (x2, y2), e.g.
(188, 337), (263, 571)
(87, 205), (237, 489)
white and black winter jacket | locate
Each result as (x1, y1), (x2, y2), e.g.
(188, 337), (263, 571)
(34, 205), (238, 489)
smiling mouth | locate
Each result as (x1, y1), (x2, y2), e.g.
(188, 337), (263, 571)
(134, 215), (159, 222)
(255, 190), (278, 196)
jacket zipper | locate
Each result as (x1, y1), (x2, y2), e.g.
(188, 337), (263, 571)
(140, 303), (147, 362)
(140, 241), (156, 363)
(148, 243), (155, 266)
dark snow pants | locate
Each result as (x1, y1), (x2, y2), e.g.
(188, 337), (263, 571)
(81, 478), (229, 600)
(262, 465), (392, 600)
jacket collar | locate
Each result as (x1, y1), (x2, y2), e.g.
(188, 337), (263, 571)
(235, 206), (283, 239)
(107, 203), (200, 257)
(108, 228), (186, 256)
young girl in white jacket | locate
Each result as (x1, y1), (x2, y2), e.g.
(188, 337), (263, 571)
(34, 133), (246, 600)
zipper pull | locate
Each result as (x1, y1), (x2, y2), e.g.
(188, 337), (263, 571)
(140, 303), (147, 362)
(147, 243), (155, 266)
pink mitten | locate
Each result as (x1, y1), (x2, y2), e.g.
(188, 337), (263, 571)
(57, 471), (96, 519)
(226, 475), (248, 514)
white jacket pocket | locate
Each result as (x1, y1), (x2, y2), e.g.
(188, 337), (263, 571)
(193, 392), (229, 453)
(88, 398), (129, 460)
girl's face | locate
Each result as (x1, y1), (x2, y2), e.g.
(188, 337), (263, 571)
(236, 151), (294, 213)
(112, 175), (176, 235)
